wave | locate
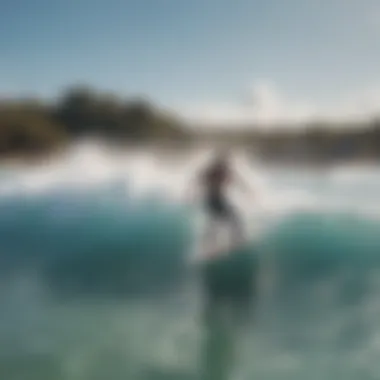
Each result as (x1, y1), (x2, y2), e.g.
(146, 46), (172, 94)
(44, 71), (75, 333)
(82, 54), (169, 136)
(1, 144), (379, 306)
(1, 180), (380, 310)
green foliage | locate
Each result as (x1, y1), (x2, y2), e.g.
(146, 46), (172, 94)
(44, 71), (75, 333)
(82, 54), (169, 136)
(0, 102), (67, 156)
(0, 85), (379, 162)
(53, 86), (188, 142)
(0, 86), (190, 158)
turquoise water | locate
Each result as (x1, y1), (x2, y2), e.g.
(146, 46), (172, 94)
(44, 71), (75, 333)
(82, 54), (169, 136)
(1, 148), (380, 380)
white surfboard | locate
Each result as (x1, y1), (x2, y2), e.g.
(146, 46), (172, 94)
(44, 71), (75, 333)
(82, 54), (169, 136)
(191, 242), (235, 264)
(189, 221), (249, 265)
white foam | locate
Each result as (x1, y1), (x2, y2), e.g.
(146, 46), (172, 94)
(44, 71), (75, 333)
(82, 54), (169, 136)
(0, 141), (379, 222)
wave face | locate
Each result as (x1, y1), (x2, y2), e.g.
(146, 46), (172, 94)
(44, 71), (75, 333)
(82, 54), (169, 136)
(1, 144), (380, 379)
(0, 192), (193, 298)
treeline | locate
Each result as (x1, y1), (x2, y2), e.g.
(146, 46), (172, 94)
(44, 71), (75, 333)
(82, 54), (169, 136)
(0, 85), (380, 163)
(0, 85), (189, 158)
(255, 120), (380, 163)
(197, 119), (380, 164)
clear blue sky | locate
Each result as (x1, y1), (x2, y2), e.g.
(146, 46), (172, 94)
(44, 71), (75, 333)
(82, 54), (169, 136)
(1, 0), (379, 115)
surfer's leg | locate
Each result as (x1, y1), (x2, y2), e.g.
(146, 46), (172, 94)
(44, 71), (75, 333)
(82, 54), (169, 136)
(226, 208), (244, 246)
(207, 194), (244, 246)
(202, 220), (214, 244)
(201, 217), (219, 258)
(202, 196), (225, 254)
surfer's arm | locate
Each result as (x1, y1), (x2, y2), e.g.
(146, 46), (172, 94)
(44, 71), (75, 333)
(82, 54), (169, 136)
(185, 172), (203, 202)
(234, 171), (255, 195)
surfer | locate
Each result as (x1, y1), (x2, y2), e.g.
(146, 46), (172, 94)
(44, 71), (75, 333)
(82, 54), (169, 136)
(192, 150), (253, 250)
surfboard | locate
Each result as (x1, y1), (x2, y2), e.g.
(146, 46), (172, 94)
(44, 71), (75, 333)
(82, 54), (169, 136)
(191, 241), (243, 264)
(190, 237), (256, 287)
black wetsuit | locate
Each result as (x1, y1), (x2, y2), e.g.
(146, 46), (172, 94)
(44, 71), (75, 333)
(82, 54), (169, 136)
(203, 164), (234, 219)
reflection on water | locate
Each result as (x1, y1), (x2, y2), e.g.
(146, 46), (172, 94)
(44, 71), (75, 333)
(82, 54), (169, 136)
(199, 248), (257, 380)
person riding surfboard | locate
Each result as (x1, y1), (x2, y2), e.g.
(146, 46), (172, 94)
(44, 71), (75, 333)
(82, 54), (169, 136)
(190, 149), (254, 258)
